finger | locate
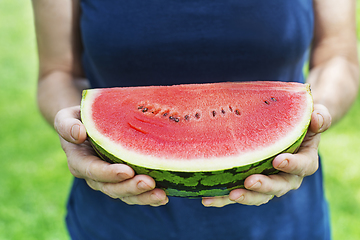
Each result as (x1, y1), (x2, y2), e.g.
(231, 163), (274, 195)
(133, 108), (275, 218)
(62, 139), (135, 182)
(202, 190), (273, 207)
(244, 172), (302, 197)
(202, 195), (235, 207)
(229, 189), (274, 206)
(120, 188), (169, 206)
(202, 189), (274, 207)
(54, 106), (87, 144)
(309, 104), (332, 134)
(87, 174), (157, 199)
(273, 136), (320, 177)
(67, 146), (135, 182)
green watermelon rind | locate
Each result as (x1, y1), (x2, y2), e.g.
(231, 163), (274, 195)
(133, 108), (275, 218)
(88, 130), (306, 198)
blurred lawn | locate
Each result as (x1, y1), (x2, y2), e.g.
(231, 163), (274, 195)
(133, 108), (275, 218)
(0, 1), (360, 240)
(0, 1), (72, 239)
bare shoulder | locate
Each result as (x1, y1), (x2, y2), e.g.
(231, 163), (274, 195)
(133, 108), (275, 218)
(31, 0), (83, 78)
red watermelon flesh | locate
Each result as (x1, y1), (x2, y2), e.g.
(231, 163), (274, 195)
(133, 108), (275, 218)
(81, 81), (313, 174)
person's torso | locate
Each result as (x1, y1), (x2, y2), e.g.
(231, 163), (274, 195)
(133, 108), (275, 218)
(67, 1), (331, 240)
(80, 0), (314, 87)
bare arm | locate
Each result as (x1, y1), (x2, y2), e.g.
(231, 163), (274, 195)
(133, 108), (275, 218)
(308, 0), (359, 124)
(32, 0), (85, 125)
(32, 0), (168, 206)
(203, 0), (358, 207)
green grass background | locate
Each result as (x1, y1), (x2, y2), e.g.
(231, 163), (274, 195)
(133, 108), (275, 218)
(0, 1), (360, 239)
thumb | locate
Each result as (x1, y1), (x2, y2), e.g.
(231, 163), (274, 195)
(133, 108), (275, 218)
(309, 104), (332, 134)
(54, 106), (87, 144)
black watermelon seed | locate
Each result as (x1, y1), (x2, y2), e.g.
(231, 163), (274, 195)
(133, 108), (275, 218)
(212, 111), (216, 117)
(264, 101), (270, 105)
(221, 109), (226, 114)
(142, 107), (148, 112)
(229, 106), (233, 112)
(184, 115), (190, 120)
(235, 109), (241, 115)
(163, 112), (169, 117)
(174, 118), (180, 122)
(195, 113), (201, 119)
(271, 97), (277, 102)
(152, 109), (160, 114)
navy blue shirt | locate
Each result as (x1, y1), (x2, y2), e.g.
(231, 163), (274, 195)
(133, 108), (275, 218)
(66, 0), (331, 239)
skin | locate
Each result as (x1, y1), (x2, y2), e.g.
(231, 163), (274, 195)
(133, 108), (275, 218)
(32, 0), (358, 207)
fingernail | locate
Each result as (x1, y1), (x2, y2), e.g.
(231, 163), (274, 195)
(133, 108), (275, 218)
(151, 192), (166, 202)
(250, 181), (261, 189)
(317, 113), (324, 130)
(116, 171), (131, 180)
(137, 181), (150, 190)
(236, 195), (245, 202)
(278, 159), (288, 169)
(202, 198), (214, 206)
(71, 125), (80, 141)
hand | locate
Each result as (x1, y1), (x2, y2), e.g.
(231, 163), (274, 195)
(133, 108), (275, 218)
(202, 104), (332, 207)
(54, 106), (169, 206)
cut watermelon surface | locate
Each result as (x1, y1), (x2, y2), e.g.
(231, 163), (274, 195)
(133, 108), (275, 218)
(81, 81), (313, 197)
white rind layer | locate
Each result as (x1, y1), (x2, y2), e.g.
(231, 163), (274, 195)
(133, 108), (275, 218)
(81, 84), (313, 172)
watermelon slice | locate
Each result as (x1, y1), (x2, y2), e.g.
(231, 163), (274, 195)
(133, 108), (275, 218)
(81, 81), (313, 197)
